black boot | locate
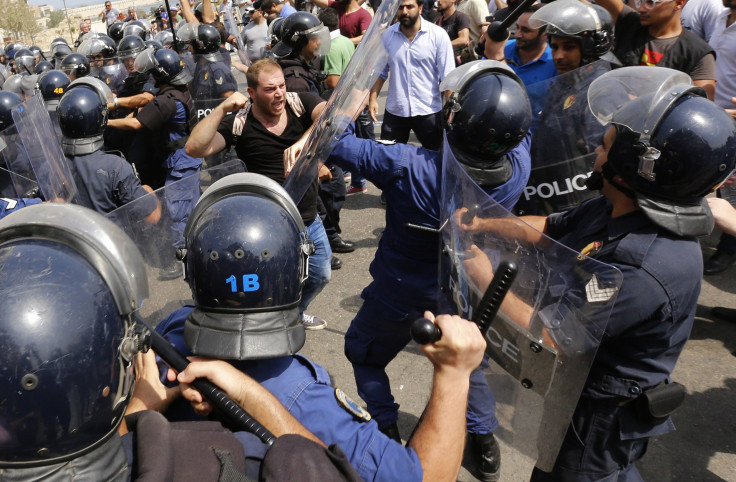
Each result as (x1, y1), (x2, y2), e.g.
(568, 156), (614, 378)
(468, 433), (501, 482)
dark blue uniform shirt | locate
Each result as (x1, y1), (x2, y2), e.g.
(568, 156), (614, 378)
(546, 196), (701, 439)
(65, 150), (156, 215)
(327, 128), (531, 307)
(157, 306), (424, 482)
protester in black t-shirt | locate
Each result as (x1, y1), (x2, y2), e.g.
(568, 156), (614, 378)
(185, 59), (332, 331)
(595, 0), (716, 99)
(435, 0), (471, 64)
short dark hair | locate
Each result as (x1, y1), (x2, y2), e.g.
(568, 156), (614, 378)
(318, 7), (339, 31)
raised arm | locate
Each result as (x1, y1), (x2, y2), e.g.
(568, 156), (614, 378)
(185, 91), (249, 157)
(407, 312), (486, 481)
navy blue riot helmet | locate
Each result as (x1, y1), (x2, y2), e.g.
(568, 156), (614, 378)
(0, 203), (148, 469)
(34, 60), (53, 74)
(588, 67), (736, 236)
(38, 70), (71, 110)
(59, 53), (90, 80)
(0, 91), (22, 131)
(134, 47), (192, 85)
(57, 79), (112, 155)
(123, 20), (149, 40)
(192, 24), (222, 55)
(441, 61), (532, 188)
(108, 21), (126, 42)
(118, 35), (147, 60)
(180, 173), (313, 360)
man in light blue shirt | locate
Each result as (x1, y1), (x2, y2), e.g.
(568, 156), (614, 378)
(368, 0), (455, 150)
(263, 0), (297, 18)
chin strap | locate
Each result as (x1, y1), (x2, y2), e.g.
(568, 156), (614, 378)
(601, 162), (637, 199)
(461, 155), (513, 188)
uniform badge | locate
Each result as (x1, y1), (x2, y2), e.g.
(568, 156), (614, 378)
(335, 388), (371, 422)
(204, 71), (209, 80)
(577, 241), (602, 260)
(563, 95), (577, 110)
(215, 76), (223, 85)
(106, 77), (111, 84)
(585, 274), (618, 303)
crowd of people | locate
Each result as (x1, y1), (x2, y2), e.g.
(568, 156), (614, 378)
(1, 0), (736, 480)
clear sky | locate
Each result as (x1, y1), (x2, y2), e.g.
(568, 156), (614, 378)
(30, 0), (100, 10)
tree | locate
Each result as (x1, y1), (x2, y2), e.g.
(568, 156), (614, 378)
(0, 0), (42, 43)
(48, 10), (66, 28)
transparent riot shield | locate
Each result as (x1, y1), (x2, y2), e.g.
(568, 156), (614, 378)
(106, 160), (245, 323)
(222, 5), (251, 66)
(10, 93), (79, 203)
(283, 0), (401, 205)
(0, 165), (37, 199)
(516, 59), (615, 215)
(439, 136), (623, 471)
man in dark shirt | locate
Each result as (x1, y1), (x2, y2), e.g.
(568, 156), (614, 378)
(185, 59), (331, 330)
(596, 0), (716, 99)
(312, 0), (373, 46)
(435, 0), (471, 65)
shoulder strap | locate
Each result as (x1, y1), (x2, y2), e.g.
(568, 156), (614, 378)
(232, 101), (253, 141)
(286, 92), (305, 117)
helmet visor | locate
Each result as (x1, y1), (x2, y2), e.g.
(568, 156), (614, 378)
(529, 0), (605, 34)
(588, 66), (695, 135)
(177, 21), (201, 43)
(78, 38), (108, 57)
(133, 46), (157, 75)
(305, 25), (331, 57)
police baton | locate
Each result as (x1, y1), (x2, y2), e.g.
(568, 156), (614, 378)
(163, 0), (180, 49)
(486, 0), (538, 41)
(411, 260), (518, 345)
(133, 313), (277, 445)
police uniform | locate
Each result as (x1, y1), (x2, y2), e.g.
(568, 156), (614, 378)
(326, 126), (532, 435)
(105, 72), (159, 160)
(65, 150), (157, 216)
(157, 306), (425, 482)
(190, 60), (237, 101)
(133, 85), (202, 247)
(0, 197), (41, 220)
(520, 60), (614, 215)
(92, 63), (128, 95)
(531, 196), (700, 480)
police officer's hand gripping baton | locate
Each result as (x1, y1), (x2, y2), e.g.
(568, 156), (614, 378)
(133, 314), (277, 445)
(411, 260), (518, 345)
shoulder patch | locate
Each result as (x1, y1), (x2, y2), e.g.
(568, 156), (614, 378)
(1, 198), (17, 210)
(585, 274), (618, 303)
(375, 139), (396, 145)
(335, 388), (371, 422)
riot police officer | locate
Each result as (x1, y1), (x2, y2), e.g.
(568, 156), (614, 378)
(461, 67), (736, 480)
(271, 11), (330, 96)
(59, 53), (90, 81)
(107, 48), (201, 271)
(57, 78), (161, 220)
(0, 202), (354, 480)
(321, 60), (533, 481)
(105, 36), (158, 157)
(516, 0), (619, 215)
(38, 69), (71, 141)
(182, 23), (237, 101)
(153, 172), (487, 482)
(78, 35), (127, 94)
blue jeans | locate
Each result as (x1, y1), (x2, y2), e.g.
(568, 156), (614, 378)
(299, 216), (332, 315)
